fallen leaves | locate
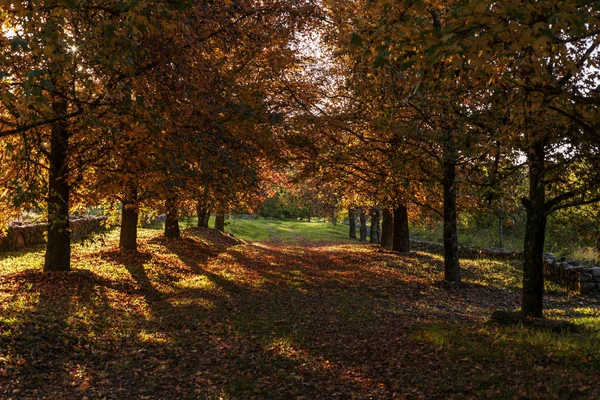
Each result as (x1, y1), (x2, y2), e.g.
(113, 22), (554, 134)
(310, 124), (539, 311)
(0, 227), (599, 398)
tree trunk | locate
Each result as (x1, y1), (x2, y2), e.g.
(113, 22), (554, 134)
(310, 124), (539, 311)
(498, 214), (504, 249)
(393, 203), (410, 252)
(380, 207), (393, 249)
(196, 202), (209, 228)
(369, 206), (381, 244)
(348, 208), (357, 239)
(443, 143), (461, 282)
(44, 99), (71, 272)
(119, 182), (138, 250)
(331, 207), (337, 226)
(442, 147), (461, 282)
(164, 197), (181, 238)
(215, 211), (225, 232)
(359, 209), (367, 242)
(522, 142), (547, 318)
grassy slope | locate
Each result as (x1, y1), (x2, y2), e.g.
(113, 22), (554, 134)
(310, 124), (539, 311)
(0, 221), (599, 399)
(227, 218), (351, 242)
(164, 216), (350, 242)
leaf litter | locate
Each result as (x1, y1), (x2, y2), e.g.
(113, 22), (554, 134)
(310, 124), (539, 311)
(0, 227), (599, 399)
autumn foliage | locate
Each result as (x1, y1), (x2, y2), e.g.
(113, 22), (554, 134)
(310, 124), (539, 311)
(1, 4), (600, 395)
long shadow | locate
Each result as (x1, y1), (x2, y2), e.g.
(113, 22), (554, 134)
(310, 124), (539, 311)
(3, 233), (599, 399)
(99, 249), (171, 302)
(218, 242), (600, 398)
(81, 242), (244, 397)
(98, 246), (233, 331)
(190, 242), (522, 398)
(156, 239), (395, 397)
(0, 237), (408, 398)
(159, 237), (251, 303)
(0, 269), (124, 398)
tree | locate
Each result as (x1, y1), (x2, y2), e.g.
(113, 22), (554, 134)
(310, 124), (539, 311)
(381, 207), (393, 249)
(369, 0), (600, 315)
(215, 211), (226, 232)
(445, 0), (600, 316)
(0, 1), (175, 270)
(393, 204), (410, 252)
(369, 206), (381, 244)
(348, 208), (357, 239)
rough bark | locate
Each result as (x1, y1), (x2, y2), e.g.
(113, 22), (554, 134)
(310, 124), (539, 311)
(443, 144), (461, 282)
(44, 98), (71, 272)
(215, 211), (225, 232)
(119, 182), (138, 251)
(331, 208), (337, 226)
(164, 197), (181, 238)
(196, 202), (209, 228)
(369, 206), (381, 244)
(521, 142), (547, 318)
(359, 209), (368, 242)
(393, 203), (410, 252)
(380, 207), (394, 249)
(348, 208), (357, 239)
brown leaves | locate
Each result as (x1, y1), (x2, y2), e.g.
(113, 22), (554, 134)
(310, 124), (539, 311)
(1, 227), (600, 398)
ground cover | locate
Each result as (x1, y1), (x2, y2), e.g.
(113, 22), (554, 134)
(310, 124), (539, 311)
(226, 218), (351, 243)
(1, 221), (599, 399)
(172, 217), (351, 243)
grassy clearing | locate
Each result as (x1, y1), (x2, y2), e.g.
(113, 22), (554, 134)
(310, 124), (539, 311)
(227, 218), (350, 242)
(151, 215), (350, 242)
(0, 221), (599, 398)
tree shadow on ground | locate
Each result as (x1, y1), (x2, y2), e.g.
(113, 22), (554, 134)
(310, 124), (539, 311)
(2, 233), (600, 399)
(0, 269), (128, 397)
(158, 239), (532, 397)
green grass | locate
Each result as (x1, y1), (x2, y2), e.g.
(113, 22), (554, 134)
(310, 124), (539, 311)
(224, 218), (270, 241)
(227, 218), (350, 242)
(149, 216), (350, 243)
(411, 224), (600, 264)
(411, 224), (523, 251)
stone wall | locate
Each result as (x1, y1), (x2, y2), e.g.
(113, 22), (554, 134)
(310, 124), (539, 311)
(543, 254), (600, 294)
(410, 240), (522, 260)
(1, 216), (107, 252)
(410, 240), (599, 295)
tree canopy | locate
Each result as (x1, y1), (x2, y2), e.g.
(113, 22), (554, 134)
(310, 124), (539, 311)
(2, 0), (600, 318)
